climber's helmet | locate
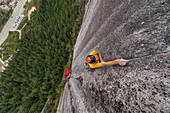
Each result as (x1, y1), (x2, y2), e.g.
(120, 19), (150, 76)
(86, 55), (96, 64)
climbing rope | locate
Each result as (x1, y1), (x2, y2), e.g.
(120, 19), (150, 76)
(69, 50), (170, 79)
(127, 50), (170, 61)
(70, 68), (90, 78)
(69, 56), (144, 79)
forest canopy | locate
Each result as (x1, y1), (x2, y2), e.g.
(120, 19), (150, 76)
(0, 8), (12, 32)
(0, 0), (85, 112)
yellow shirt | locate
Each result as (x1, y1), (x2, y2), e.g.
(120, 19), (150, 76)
(88, 51), (101, 68)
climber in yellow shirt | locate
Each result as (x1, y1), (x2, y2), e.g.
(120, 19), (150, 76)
(85, 50), (129, 70)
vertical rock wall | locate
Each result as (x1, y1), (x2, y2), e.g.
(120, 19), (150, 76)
(59, 0), (170, 113)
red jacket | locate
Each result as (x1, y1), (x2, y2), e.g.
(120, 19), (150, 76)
(63, 69), (71, 81)
(64, 69), (71, 75)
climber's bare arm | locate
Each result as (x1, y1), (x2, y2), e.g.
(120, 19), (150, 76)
(100, 59), (129, 67)
(96, 51), (104, 63)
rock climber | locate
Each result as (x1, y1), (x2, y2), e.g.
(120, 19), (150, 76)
(85, 50), (129, 71)
(63, 69), (72, 81)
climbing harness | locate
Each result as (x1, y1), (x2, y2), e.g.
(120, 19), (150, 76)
(84, 61), (89, 69)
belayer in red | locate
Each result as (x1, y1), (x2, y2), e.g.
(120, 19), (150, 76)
(63, 69), (72, 81)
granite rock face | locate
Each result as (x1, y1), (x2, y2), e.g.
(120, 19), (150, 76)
(58, 0), (170, 113)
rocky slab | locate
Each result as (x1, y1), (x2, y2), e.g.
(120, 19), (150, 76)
(59, 0), (170, 112)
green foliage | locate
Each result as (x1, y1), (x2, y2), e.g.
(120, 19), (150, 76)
(17, 16), (28, 30)
(19, 0), (39, 29)
(0, 8), (12, 32)
(0, 31), (19, 62)
(0, 0), (85, 112)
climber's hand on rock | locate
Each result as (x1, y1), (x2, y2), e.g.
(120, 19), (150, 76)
(118, 59), (129, 66)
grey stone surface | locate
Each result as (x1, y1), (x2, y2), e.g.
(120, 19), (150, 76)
(63, 83), (73, 113)
(68, 78), (96, 113)
(59, 0), (170, 113)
